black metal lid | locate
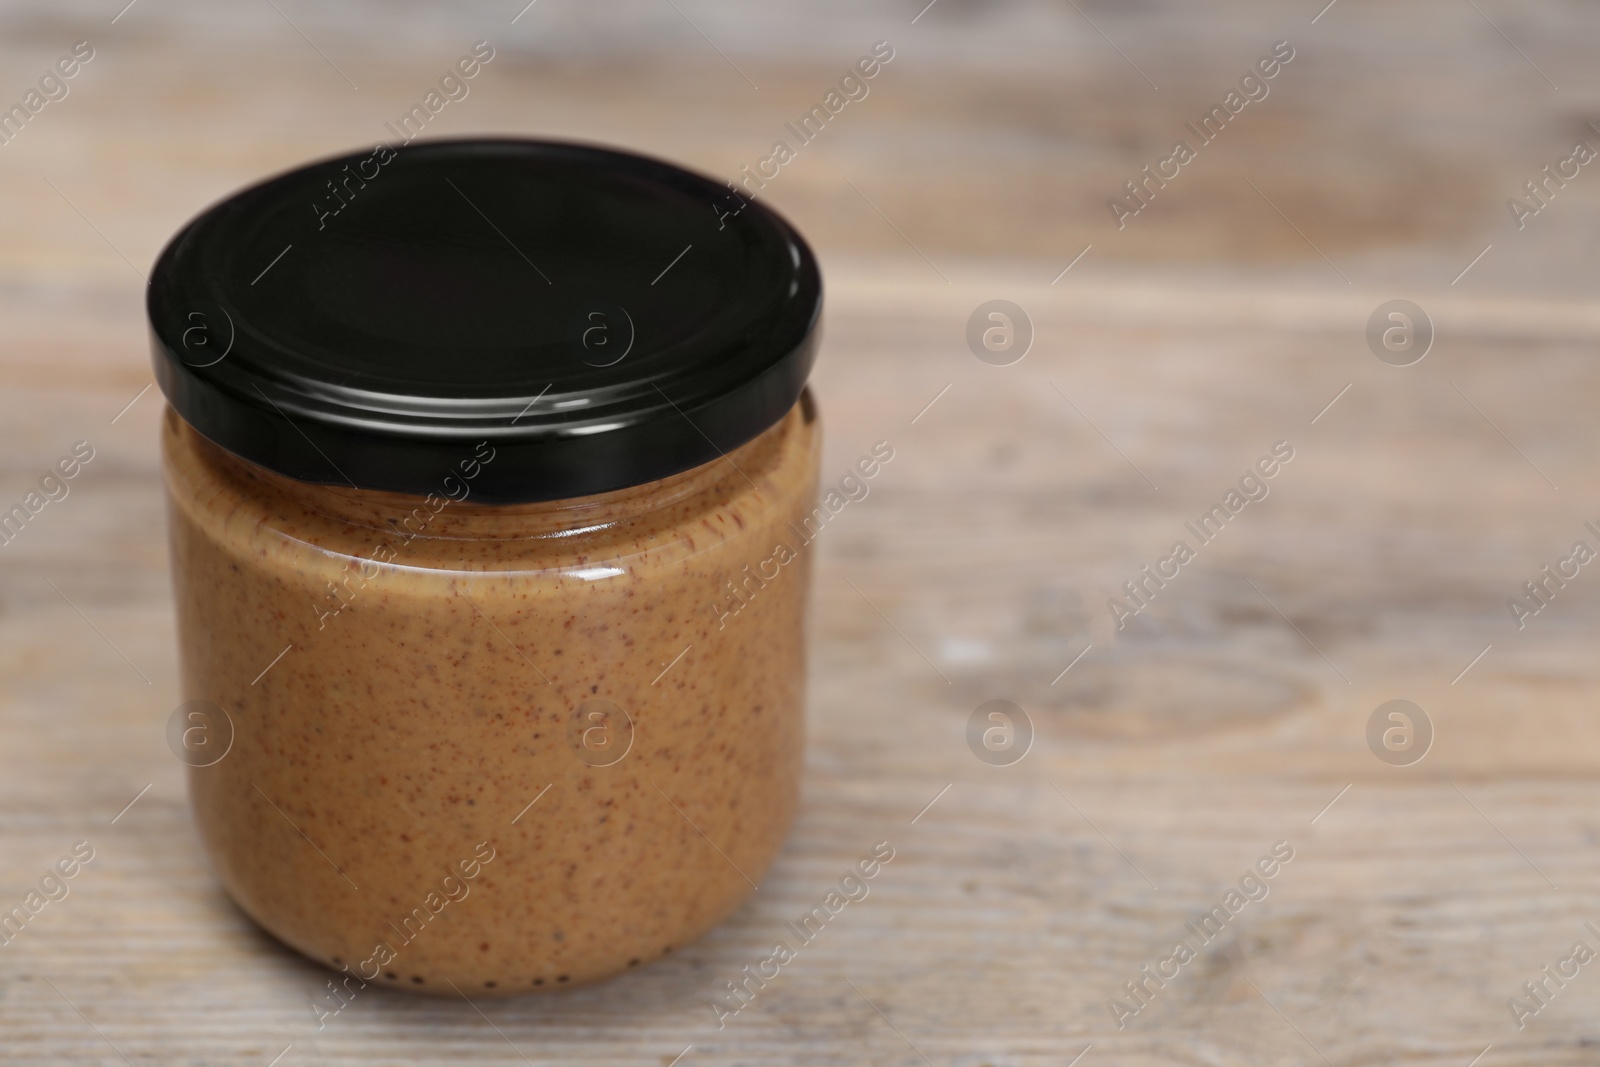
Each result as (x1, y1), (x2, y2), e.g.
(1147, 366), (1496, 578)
(148, 138), (821, 503)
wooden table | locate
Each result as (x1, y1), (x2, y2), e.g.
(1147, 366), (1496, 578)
(4, 1), (1600, 1063)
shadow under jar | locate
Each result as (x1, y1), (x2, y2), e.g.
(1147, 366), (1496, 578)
(149, 139), (822, 994)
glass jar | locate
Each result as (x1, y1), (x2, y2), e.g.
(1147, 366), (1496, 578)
(148, 139), (822, 995)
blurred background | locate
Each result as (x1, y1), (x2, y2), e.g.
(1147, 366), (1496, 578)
(4, 1), (1600, 1064)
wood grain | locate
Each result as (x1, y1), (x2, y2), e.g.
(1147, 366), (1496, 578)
(3, 0), (1600, 1063)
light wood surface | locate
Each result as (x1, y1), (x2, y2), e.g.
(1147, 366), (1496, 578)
(5, 1), (1600, 1063)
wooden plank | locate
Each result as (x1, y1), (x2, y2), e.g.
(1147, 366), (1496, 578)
(3, 1), (1600, 1062)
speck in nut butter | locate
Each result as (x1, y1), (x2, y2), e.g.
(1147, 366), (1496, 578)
(149, 139), (823, 995)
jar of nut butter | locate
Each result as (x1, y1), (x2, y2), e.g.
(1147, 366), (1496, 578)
(149, 139), (822, 995)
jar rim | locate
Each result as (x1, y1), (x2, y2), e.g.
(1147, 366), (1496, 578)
(167, 398), (809, 544)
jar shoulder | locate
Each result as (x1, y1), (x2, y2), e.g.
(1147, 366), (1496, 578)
(161, 400), (821, 576)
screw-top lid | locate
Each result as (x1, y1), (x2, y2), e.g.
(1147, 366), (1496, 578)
(148, 138), (821, 503)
